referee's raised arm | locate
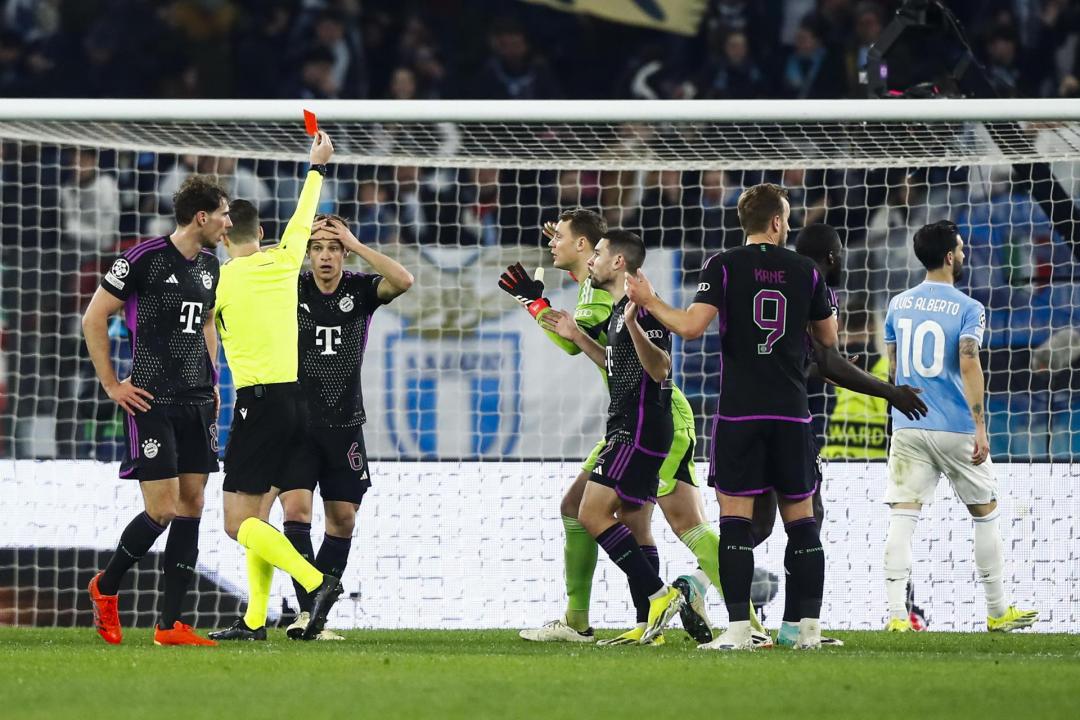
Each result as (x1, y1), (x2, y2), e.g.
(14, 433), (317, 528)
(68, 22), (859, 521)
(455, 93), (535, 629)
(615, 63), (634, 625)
(274, 131), (334, 268)
(207, 130), (345, 644)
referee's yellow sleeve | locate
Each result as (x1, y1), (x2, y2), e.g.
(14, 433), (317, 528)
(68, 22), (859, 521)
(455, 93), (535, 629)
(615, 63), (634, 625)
(270, 169), (324, 268)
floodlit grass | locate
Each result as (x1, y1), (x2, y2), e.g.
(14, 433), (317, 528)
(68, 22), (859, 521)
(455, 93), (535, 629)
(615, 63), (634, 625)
(0, 628), (1076, 719)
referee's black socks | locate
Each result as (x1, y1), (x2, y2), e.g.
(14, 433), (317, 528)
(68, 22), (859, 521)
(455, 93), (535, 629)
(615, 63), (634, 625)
(784, 517), (825, 620)
(716, 516), (755, 623)
(159, 515), (200, 627)
(99, 512), (167, 596)
(284, 521), (315, 613)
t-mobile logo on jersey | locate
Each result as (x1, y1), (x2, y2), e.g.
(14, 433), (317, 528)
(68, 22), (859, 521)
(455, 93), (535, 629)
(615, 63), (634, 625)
(315, 325), (342, 355)
(179, 301), (203, 334)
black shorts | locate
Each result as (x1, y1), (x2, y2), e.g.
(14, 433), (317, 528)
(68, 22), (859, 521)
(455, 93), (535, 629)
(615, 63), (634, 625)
(590, 438), (667, 506)
(279, 424), (372, 505)
(119, 402), (218, 481)
(223, 383), (306, 495)
(708, 418), (818, 500)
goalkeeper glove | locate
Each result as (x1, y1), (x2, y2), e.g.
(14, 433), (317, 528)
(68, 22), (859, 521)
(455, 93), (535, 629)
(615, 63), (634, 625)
(498, 262), (550, 318)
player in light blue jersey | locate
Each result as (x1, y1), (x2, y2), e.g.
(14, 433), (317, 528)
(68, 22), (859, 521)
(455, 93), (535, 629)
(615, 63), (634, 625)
(882, 220), (1037, 633)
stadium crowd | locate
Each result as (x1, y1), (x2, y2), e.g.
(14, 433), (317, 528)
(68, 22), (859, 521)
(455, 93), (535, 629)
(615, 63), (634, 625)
(1, 0), (1079, 461)
(2, 0), (1080, 101)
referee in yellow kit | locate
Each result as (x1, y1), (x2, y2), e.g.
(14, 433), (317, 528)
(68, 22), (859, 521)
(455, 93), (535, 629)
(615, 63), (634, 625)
(209, 130), (340, 642)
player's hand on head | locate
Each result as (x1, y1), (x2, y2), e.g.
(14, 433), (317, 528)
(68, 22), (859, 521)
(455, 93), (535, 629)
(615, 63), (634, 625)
(107, 378), (154, 415)
(323, 216), (362, 250)
(309, 130), (334, 165)
(890, 384), (927, 421)
(541, 221), (557, 241)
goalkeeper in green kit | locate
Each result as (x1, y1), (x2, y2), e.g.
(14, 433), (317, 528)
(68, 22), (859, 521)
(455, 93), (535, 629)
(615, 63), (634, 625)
(499, 209), (769, 646)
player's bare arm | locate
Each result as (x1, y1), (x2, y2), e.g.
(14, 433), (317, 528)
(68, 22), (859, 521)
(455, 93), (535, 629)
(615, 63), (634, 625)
(886, 342), (897, 383)
(811, 316), (928, 421)
(204, 311), (220, 417)
(82, 286), (154, 415)
(624, 301), (670, 383)
(548, 309), (607, 370)
(624, 269), (716, 340)
(959, 336), (990, 466)
(321, 216), (414, 300)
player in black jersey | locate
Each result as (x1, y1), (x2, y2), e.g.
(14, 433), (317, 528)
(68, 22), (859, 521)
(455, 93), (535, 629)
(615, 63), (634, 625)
(626, 184), (926, 650)
(83, 175), (230, 647)
(549, 230), (684, 644)
(263, 214), (413, 640)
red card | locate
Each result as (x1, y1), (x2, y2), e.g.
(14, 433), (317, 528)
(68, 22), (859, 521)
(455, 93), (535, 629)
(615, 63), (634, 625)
(303, 109), (319, 136)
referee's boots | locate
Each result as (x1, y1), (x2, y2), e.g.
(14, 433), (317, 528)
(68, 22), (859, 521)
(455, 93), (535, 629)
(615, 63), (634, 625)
(208, 617), (268, 641)
(303, 575), (344, 641)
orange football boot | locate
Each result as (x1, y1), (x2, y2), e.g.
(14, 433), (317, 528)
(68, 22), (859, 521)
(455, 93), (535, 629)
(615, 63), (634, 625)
(87, 572), (122, 644)
(154, 621), (218, 646)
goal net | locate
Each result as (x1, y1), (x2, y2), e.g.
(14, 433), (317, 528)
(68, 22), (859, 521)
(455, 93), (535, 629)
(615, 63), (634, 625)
(0, 99), (1077, 632)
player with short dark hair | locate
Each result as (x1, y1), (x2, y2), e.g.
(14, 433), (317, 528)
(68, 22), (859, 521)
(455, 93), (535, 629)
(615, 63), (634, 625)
(263, 213), (412, 641)
(83, 173), (230, 647)
(626, 184), (927, 650)
(548, 230), (684, 645)
(208, 131), (343, 642)
(882, 220), (1037, 633)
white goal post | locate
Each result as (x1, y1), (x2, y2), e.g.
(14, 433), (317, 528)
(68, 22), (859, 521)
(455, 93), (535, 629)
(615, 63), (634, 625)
(0, 99), (1078, 632)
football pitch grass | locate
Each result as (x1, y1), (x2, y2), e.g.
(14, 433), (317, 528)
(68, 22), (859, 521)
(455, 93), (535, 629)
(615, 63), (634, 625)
(1, 628), (1076, 719)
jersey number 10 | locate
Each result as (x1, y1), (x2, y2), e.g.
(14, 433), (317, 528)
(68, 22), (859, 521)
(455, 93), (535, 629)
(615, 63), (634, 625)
(895, 318), (946, 378)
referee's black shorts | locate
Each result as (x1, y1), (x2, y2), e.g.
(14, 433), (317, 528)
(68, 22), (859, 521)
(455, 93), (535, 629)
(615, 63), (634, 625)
(223, 382), (306, 495)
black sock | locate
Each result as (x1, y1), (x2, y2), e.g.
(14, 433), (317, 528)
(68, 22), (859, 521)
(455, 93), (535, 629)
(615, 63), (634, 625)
(782, 540), (800, 623)
(283, 521), (315, 612)
(596, 524), (663, 601)
(717, 516), (755, 623)
(628, 545), (660, 623)
(99, 512), (167, 595)
(159, 515), (200, 628)
(784, 517), (825, 620)
(315, 533), (352, 580)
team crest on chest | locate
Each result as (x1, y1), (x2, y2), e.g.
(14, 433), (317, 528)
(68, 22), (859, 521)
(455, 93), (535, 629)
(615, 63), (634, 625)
(338, 294), (354, 312)
(200, 271), (213, 290)
(615, 315), (625, 334)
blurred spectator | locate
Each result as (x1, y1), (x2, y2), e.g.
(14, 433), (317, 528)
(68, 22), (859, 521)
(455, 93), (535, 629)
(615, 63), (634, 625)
(984, 30), (1023, 97)
(232, 1), (294, 98)
(0, 29), (26, 95)
(396, 14), (446, 98)
(861, 173), (933, 308)
(389, 66), (418, 100)
(292, 8), (367, 98)
(352, 173), (397, 245)
(783, 167), (827, 229)
(60, 148), (120, 256)
(782, 18), (846, 99)
(292, 46), (341, 99)
(162, 0), (238, 98)
(846, 2), (883, 96)
(699, 30), (769, 99)
(469, 16), (560, 99)
(711, 0), (782, 59)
